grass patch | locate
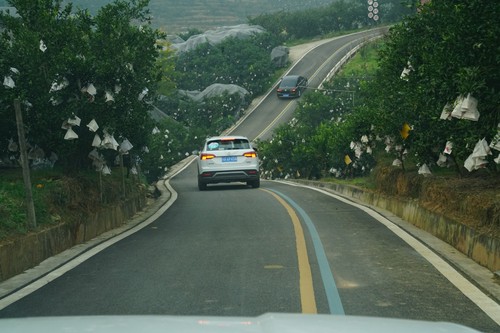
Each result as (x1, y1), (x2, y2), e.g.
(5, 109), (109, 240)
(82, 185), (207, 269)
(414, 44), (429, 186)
(339, 41), (382, 76)
(0, 170), (54, 238)
(0, 167), (146, 241)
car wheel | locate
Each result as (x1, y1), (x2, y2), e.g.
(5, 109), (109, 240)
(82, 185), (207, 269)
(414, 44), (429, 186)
(248, 178), (260, 188)
(198, 177), (207, 191)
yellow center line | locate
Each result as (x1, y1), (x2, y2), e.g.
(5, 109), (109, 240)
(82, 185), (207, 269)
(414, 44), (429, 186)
(262, 189), (317, 314)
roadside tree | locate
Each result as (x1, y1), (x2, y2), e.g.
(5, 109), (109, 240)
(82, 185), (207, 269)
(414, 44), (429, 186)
(0, 0), (164, 173)
(368, 0), (499, 174)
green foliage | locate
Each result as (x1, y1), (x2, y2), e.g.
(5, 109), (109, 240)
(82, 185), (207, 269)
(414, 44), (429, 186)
(140, 117), (197, 182)
(367, 0), (499, 173)
(153, 31), (279, 149)
(260, 0), (499, 180)
(249, 0), (414, 41)
(0, 182), (30, 236)
(0, 171), (57, 237)
(174, 32), (280, 96)
(155, 40), (178, 96)
(0, 0), (164, 173)
(0, 168), (147, 237)
(155, 90), (250, 140)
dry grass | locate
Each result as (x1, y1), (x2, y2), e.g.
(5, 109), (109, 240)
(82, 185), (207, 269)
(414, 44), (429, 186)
(373, 166), (500, 237)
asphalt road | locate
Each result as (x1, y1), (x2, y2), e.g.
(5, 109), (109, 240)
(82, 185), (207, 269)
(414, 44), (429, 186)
(0, 167), (498, 332)
(228, 28), (386, 142)
(0, 28), (499, 333)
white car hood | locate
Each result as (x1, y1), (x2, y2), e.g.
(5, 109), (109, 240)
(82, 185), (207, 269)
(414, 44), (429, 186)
(0, 313), (482, 333)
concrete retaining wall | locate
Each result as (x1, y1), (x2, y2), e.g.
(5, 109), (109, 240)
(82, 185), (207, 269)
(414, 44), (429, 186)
(292, 180), (499, 272)
(0, 193), (147, 282)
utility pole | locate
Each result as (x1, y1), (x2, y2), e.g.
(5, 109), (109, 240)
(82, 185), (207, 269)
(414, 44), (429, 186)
(14, 99), (37, 229)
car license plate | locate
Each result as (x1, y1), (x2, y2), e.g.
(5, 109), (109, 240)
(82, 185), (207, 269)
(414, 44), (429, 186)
(283, 94), (289, 97)
(222, 156), (237, 162)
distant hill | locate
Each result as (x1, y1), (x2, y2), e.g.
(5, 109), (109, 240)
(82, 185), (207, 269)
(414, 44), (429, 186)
(1, 0), (339, 32)
(146, 0), (339, 32)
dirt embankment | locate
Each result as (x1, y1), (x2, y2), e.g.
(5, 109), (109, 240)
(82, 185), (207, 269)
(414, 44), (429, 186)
(374, 167), (500, 238)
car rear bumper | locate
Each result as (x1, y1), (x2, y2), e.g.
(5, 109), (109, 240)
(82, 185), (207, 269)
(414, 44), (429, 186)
(277, 92), (299, 98)
(198, 169), (260, 184)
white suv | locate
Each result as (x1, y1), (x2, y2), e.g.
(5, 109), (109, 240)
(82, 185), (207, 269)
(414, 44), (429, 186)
(197, 136), (260, 190)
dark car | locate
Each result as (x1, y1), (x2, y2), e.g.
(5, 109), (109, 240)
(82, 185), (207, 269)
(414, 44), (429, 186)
(276, 75), (308, 98)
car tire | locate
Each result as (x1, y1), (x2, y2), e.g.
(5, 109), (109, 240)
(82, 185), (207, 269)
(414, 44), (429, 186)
(198, 177), (207, 191)
(248, 178), (260, 188)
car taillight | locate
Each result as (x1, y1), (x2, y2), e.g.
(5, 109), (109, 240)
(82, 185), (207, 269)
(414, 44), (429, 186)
(201, 153), (215, 160)
(243, 151), (257, 158)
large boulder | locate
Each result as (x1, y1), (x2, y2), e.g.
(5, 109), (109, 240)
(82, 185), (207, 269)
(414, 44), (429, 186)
(171, 24), (265, 53)
(179, 83), (249, 102)
(271, 46), (290, 68)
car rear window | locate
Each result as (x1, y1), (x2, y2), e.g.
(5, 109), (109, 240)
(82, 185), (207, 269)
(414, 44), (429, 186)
(207, 139), (250, 151)
(280, 76), (298, 87)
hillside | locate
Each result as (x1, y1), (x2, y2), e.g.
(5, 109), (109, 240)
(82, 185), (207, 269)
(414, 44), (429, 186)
(0, 0), (339, 32)
(160, 0), (343, 31)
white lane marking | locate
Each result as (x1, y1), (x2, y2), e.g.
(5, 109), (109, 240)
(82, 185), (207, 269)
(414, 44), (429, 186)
(254, 101), (297, 141)
(275, 180), (500, 325)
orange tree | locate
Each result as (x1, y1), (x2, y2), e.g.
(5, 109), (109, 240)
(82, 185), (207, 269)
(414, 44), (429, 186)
(0, 0), (164, 173)
(367, 0), (499, 174)
(259, 0), (499, 179)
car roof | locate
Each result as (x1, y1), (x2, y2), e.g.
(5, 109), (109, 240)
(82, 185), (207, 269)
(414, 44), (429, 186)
(281, 75), (301, 81)
(279, 75), (304, 86)
(205, 135), (249, 141)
